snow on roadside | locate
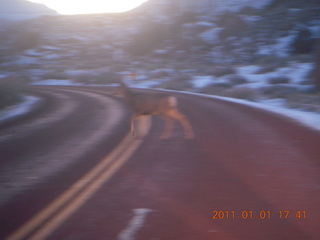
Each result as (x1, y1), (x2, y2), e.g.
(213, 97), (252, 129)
(224, 96), (320, 131)
(256, 34), (296, 58)
(190, 62), (314, 91)
(228, 63), (314, 92)
(32, 79), (78, 86)
(0, 96), (41, 123)
(1, 82), (319, 133)
(149, 83), (320, 132)
(191, 76), (215, 88)
(123, 77), (320, 132)
(258, 98), (320, 131)
(184, 92), (320, 132)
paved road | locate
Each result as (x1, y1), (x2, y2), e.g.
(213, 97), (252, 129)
(1, 86), (319, 240)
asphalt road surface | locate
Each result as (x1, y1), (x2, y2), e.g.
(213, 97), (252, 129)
(0, 86), (319, 240)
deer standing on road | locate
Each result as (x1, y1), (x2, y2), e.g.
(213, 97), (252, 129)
(117, 82), (195, 139)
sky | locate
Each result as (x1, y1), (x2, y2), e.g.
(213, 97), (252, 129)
(27, 0), (149, 14)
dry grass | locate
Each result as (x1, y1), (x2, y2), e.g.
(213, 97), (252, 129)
(209, 66), (236, 77)
(201, 84), (256, 101)
(286, 93), (320, 113)
(226, 74), (248, 85)
(260, 85), (298, 98)
(0, 78), (26, 109)
(160, 73), (193, 90)
(224, 87), (256, 101)
(268, 76), (291, 84)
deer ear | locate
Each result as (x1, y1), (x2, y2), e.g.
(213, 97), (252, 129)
(114, 83), (124, 96)
(119, 81), (127, 88)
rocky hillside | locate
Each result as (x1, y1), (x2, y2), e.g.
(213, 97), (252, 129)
(0, 0), (57, 21)
(0, 0), (319, 110)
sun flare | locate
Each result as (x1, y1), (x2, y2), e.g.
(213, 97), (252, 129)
(27, 0), (149, 15)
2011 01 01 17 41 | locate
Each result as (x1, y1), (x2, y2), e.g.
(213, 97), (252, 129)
(212, 210), (307, 220)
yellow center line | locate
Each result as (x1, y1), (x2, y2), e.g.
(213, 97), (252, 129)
(6, 118), (151, 240)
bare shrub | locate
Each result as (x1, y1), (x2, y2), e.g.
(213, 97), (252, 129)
(176, 12), (198, 24)
(126, 23), (170, 56)
(286, 93), (320, 112)
(255, 65), (277, 74)
(201, 83), (231, 95)
(42, 71), (68, 80)
(268, 76), (290, 84)
(74, 72), (120, 84)
(224, 87), (256, 101)
(95, 72), (120, 84)
(210, 66), (236, 77)
(201, 84), (256, 100)
(227, 75), (248, 85)
(161, 73), (192, 90)
(5, 23), (43, 52)
(254, 54), (286, 67)
(314, 39), (320, 92)
(291, 29), (315, 54)
(217, 12), (249, 40)
(0, 78), (25, 109)
(238, 6), (259, 15)
(260, 85), (298, 98)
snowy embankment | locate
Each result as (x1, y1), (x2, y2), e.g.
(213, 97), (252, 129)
(144, 87), (320, 132)
(195, 93), (320, 132)
(190, 62), (314, 90)
(121, 61), (319, 131)
(1, 84), (319, 132)
(0, 96), (41, 123)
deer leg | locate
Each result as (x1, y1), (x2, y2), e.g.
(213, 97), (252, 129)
(168, 110), (195, 139)
(130, 114), (139, 137)
(160, 116), (174, 140)
(131, 114), (150, 139)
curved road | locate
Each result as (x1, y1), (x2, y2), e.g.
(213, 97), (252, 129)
(0, 86), (319, 240)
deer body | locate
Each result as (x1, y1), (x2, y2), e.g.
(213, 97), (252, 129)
(118, 82), (195, 139)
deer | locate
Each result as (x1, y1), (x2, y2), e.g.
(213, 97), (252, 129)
(116, 82), (195, 140)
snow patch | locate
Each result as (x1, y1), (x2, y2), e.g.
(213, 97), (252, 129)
(191, 76), (215, 88)
(32, 79), (77, 86)
(197, 0), (271, 13)
(0, 96), (41, 123)
(257, 34), (296, 57)
(126, 80), (161, 88)
(188, 92), (320, 131)
(199, 28), (223, 44)
(236, 63), (313, 86)
(14, 56), (39, 65)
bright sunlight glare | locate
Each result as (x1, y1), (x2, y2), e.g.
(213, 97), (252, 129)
(27, 0), (149, 15)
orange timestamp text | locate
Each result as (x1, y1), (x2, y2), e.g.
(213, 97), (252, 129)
(212, 210), (307, 220)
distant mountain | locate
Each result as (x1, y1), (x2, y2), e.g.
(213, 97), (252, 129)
(0, 0), (58, 21)
(135, 0), (272, 15)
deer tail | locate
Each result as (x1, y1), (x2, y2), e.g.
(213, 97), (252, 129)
(167, 96), (178, 108)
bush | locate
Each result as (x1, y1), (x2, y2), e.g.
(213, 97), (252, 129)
(286, 93), (320, 112)
(74, 71), (120, 84)
(201, 84), (256, 100)
(260, 85), (297, 98)
(291, 29), (316, 54)
(255, 65), (277, 74)
(254, 54), (286, 66)
(268, 76), (290, 84)
(210, 66), (236, 77)
(0, 79), (25, 109)
(126, 23), (170, 56)
(5, 23), (43, 52)
(227, 75), (248, 85)
(161, 73), (192, 90)
(224, 87), (256, 101)
(217, 12), (248, 39)
(201, 83), (231, 95)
